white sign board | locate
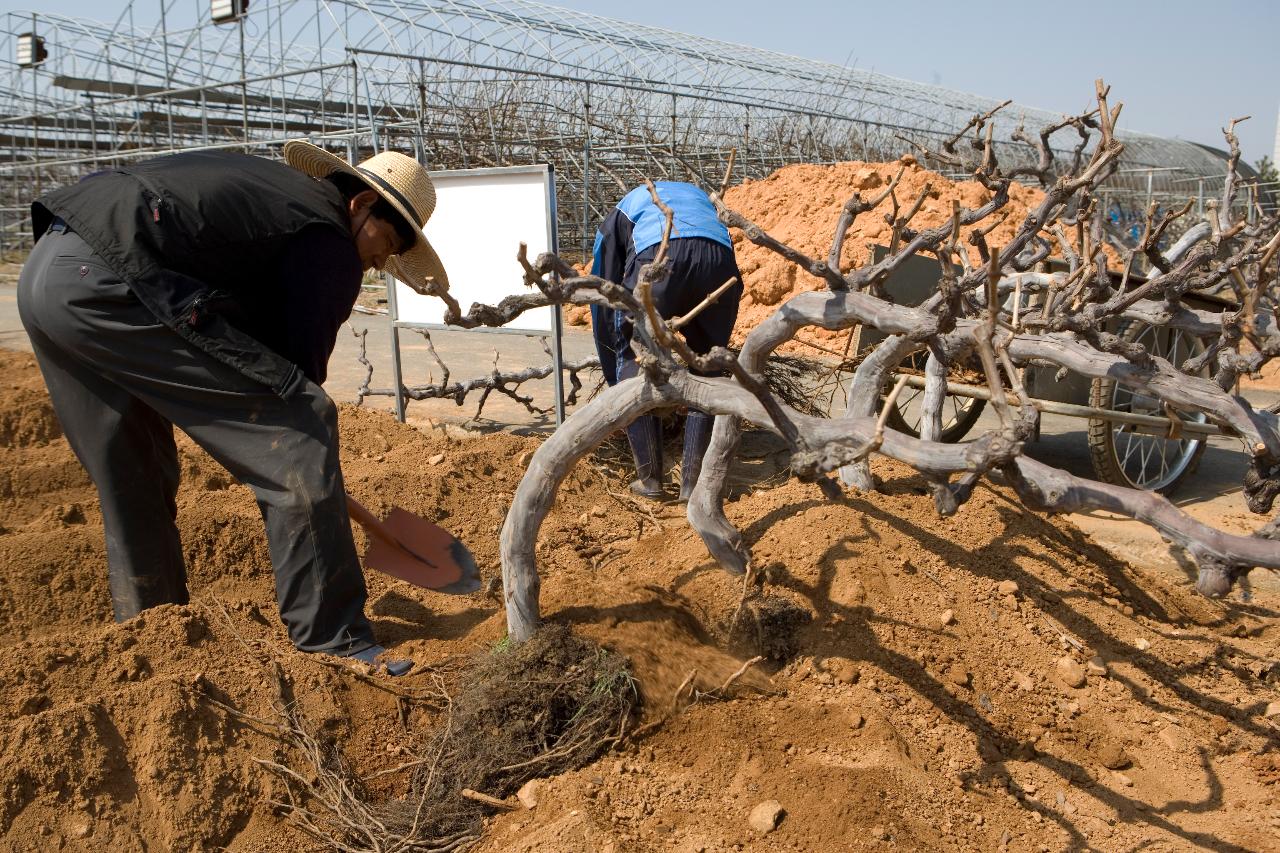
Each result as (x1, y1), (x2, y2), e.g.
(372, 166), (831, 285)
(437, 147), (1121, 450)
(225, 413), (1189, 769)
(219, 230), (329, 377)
(393, 164), (557, 332)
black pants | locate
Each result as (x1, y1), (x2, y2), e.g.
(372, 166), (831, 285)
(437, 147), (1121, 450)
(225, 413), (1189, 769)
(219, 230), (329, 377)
(591, 236), (742, 379)
(17, 227), (375, 654)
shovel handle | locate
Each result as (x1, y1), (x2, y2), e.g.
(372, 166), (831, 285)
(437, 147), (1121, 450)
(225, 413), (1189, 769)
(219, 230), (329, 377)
(346, 493), (396, 546)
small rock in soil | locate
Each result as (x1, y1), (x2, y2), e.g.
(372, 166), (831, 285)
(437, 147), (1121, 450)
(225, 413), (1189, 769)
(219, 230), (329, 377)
(1086, 656), (1108, 677)
(946, 665), (971, 688)
(939, 608), (955, 626)
(428, 452), (445, 465)
(517, 779), (541, 810)
(830, 658), (859, 684)
(849, 711), (864, 729)
(1158, 725), (1184, 752)
(1114, 772), (1134, 787)
(1056, 656), (1086, 689)
(997, 580), (1020, 597)
(1263, 701), (1280, 719)
(1135, 638), (1151, 651)
(748, 800), (785, 834)
(1097, 741), (1130, 770)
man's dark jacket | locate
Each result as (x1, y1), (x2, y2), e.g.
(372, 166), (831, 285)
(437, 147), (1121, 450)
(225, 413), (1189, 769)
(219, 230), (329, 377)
(31, 150), (356, 397)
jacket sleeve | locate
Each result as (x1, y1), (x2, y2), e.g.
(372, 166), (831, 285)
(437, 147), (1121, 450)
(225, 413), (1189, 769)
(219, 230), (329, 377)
(277, 225), (364, 385)
(590, 205), (634, 285)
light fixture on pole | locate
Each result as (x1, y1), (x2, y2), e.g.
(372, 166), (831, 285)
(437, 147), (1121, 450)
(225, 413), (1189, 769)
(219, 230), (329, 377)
(210, 0), (249, 24)
(16, 32), (47, 68)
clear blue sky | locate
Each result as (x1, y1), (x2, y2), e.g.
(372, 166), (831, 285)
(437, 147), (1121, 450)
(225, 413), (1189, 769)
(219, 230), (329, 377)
(25, 0), (1280, 166)
(550, 0), (1279, 166)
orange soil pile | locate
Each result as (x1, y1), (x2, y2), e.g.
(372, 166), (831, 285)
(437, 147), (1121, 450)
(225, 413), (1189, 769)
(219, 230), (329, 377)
(1, 348), (1278, 851)
(565, 158), (1047, 352)
(722, 158), (1046, 350)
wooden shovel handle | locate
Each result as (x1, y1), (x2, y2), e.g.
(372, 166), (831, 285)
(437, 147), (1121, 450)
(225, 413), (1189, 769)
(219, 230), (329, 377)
(346, 493), (396, 546)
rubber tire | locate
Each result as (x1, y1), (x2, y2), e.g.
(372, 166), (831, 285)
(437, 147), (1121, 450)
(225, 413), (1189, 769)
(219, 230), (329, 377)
(1087, 321), (1207, 495)
(884, 351), (986, 443)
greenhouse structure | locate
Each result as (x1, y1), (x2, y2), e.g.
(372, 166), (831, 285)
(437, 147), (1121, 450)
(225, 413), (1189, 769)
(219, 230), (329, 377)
(0, 0), (1261, 259)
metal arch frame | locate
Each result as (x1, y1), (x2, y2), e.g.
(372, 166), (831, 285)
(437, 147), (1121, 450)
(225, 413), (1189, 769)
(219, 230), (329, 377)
(0, 0), (1264, 262)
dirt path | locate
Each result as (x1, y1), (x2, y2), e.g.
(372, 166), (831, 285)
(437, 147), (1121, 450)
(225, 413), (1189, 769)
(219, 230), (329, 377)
(0, 349), (1276, 851)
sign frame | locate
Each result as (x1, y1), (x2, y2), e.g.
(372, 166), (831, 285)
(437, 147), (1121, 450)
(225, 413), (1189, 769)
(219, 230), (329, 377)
(385, 163), (565, 424)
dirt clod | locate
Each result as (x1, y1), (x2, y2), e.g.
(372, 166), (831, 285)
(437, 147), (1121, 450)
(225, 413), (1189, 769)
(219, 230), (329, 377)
(1097, 741), (1131, 770)
(517, 779), (541, 810)
(1056, 656), (1087, 689)
(748, 800), (785, 834)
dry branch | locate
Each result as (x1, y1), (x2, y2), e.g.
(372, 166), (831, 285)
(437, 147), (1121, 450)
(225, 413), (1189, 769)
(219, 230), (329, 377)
(344, 83), (1280, 642)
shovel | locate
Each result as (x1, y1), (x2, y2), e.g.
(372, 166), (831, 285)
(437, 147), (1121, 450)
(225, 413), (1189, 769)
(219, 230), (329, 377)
(346, 494), (482, 594)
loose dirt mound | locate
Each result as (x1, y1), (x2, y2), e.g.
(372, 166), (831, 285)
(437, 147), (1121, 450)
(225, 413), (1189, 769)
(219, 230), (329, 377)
(721, 157), (1045, 348)
(1, 348), (1277, 851)
(565, 158), (1047, 352)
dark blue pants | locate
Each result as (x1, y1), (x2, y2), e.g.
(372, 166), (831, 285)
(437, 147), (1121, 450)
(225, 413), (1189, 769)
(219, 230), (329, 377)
(590, 237), (742, 381)
(17, 227), (376, 654)
(590, 238), (741, 494)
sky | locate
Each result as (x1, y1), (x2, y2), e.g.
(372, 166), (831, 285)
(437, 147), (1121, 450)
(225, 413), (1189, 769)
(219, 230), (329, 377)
(20, 0), (1280, 166)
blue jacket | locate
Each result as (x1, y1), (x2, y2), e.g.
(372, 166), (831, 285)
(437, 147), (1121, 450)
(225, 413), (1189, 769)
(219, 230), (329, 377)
(591, 182), (732, 287)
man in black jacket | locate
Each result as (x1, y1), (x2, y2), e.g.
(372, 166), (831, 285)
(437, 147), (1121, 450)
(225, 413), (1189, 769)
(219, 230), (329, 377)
(17, 142), (446, 675)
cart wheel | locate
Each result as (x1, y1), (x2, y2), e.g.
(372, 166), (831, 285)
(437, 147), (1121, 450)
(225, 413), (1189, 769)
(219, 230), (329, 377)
(884, 351), (986, 443)
(1087, 322), (1208, 494)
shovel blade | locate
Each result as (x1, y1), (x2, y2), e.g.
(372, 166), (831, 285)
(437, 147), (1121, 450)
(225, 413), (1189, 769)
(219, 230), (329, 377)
(364, 507), (482, 594)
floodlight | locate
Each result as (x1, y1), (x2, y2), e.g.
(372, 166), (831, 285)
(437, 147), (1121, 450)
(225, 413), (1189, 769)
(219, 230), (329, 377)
(16, 32), (47, 68)
(210, 0), (249, 23)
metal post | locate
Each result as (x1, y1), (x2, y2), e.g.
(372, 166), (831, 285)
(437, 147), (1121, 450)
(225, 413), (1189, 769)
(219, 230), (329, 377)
(158, 0), (175, 150)
(277, 0), (287, 140)
(417, 58), (427, 162)
(87, 94), (98, 168)
(547, 166), (566, 426)
(196, 0), (209, 146)
(238, 15), (249, 148)
(669, 92), (677, 176)
(1145, 169), (1154, 212)
(385, 271), (407, 422)
(348, 60), (358, 161)
(1196, 178), (1204, 217)
(29, 13), (42, 194)
(581, 82), (591, 259)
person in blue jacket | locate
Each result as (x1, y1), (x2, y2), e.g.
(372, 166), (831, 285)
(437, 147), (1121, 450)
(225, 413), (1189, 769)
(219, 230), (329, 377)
(590, 182), (742, 501)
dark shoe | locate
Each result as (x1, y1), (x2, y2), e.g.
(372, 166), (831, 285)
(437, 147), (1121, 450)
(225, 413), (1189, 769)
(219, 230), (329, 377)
(629, 477), (666, 500)
(345, 644), (414, 677)
(678, 410), (715, 503)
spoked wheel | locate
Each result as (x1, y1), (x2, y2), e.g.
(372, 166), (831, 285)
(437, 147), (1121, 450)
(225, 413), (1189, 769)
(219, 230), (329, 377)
(884, 351), (986, 443)
(1087, 322), (1208, 494)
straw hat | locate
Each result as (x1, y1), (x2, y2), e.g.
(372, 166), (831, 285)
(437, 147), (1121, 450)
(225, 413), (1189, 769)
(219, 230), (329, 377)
(283, 140), (447, 293)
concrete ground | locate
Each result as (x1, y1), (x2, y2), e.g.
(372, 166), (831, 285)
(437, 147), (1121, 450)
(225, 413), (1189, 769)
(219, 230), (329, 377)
(0, 266), (1275, 592)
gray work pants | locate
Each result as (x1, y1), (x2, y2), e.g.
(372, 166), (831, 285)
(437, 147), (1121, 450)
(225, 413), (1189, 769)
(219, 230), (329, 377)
(17, 227), (375, 654)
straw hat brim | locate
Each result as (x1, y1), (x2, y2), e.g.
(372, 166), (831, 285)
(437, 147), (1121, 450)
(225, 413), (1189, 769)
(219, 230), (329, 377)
(283, 140), (448, 293)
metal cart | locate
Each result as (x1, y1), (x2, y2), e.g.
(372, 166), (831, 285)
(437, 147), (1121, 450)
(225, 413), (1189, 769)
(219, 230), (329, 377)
(856, 250), (1233, 495)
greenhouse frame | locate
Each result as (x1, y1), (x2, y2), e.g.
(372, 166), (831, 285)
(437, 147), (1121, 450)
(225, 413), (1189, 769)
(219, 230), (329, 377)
(0, 0), (1262, 259)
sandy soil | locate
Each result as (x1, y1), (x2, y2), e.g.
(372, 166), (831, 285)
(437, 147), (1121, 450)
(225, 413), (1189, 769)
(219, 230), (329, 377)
(0, 349), (1278, 851)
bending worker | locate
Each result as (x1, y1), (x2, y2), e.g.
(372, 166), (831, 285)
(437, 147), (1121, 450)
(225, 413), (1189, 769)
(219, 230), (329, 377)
(17, 142), (445, 675)
(590, 181), (742, 501)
